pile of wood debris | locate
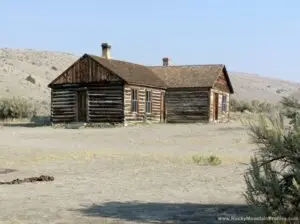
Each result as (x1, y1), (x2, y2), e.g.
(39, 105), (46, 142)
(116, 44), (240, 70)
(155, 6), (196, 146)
(0, 175), (54, 185)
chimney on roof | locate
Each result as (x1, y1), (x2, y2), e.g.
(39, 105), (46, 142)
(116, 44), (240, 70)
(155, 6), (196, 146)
(162, 57), (170, 66)
(101, 42), (112, 59)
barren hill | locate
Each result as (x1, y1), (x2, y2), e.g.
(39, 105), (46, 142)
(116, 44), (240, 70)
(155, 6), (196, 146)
(0, 48), (299, 115)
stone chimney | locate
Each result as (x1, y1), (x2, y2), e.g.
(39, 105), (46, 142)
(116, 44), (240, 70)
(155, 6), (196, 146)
(101, 43), (112, 59)
(162, 57), (170, 66)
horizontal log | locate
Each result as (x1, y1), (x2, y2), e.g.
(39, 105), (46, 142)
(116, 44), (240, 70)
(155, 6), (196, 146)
(88, 94), (123, 98)
(51, 94), (76, 98)
(167, 115), (209, 120)
(88, 97), (123, 101)
(89, 100), (122, 104)
(52, 108), (75, 112)
(52, 91), (75, 95)
(51, 100), (76, 105)
(89, 111), (123, 115)
(88, 108), (123, 112)
(51, 104), (75, 109)
(52, 90), (75, 94)
(89, 116), (123, 120)
(52, 115), (76, 118)
(51, 98), (76, 102)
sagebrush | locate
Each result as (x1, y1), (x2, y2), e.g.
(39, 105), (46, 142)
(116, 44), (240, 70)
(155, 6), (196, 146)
(243, 96), (300, 222)
(0, 97), (36, 119)
(230, 98), (277, 113)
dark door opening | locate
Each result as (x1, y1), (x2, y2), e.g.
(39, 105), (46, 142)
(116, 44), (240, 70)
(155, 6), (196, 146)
(214, 93), (219, 121)
(160, 92), (166, 122)
(77, 90), (87, 122)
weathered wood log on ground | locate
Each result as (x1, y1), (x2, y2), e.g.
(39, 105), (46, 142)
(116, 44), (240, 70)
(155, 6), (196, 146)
(0, 175), (54, 185)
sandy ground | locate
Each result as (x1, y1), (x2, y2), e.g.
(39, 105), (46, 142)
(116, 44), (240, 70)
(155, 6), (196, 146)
(0, 121), (258, 224)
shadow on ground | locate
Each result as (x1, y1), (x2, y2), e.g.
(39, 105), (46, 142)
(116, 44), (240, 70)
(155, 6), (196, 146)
(0, 168), (17, 174)
(76, 201), (255, 224)
(0, 116), (51, 127)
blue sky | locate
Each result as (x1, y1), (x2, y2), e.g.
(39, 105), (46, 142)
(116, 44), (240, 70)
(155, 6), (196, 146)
(1, 0), (300, 82)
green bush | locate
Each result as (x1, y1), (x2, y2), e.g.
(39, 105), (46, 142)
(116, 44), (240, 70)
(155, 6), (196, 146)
(192, 154), (222, 166)
(243, 97), (300, 221)
(0, 97), (36, 119)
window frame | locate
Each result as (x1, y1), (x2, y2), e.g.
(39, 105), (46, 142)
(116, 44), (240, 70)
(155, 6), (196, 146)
(131, 89), (138, 113)
(145, 90), (152, 114)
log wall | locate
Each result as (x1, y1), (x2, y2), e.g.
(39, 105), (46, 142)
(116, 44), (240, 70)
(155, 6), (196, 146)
(51, 83), (124, 124)
(51, 89), (77, 123)
(165, 88), (210, 123)
(87, 85), (124, 123)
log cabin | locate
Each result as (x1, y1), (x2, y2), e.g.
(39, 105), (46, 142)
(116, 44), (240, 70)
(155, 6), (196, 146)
(48, 43), (167, 125)
(48, 43), (234, 125)
(148, 57), (234, 123)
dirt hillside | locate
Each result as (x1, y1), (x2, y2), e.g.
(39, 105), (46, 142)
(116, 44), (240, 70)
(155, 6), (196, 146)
(1, 48), (299, 115)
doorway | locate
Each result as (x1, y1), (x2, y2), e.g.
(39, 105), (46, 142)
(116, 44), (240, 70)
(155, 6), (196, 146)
(160, 92), (166, 122)
(214, 93), (219, 121)
(77, 90), (87, 122)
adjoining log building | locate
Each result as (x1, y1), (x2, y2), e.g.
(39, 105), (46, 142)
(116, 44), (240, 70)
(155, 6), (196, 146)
(48, 43), (234, 125)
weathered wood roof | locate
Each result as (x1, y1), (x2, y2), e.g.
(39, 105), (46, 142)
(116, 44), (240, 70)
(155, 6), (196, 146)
(48, 53), (234, 93)
(148, 64), (234, 93)
(48, 54), (167, 89)
(88, 55), (166, 89)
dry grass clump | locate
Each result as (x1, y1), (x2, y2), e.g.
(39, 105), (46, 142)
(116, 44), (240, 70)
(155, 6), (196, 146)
(191, 154), (222, 166)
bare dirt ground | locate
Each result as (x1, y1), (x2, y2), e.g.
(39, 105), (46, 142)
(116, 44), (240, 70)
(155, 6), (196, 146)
(0, 121), (257, 224)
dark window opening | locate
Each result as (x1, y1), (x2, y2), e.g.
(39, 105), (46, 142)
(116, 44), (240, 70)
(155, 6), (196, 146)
(222, 95), (227, 112)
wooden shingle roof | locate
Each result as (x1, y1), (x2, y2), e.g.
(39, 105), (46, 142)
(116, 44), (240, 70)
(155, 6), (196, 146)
(88, 55), (166, 89)
(148, 64), (234, 93)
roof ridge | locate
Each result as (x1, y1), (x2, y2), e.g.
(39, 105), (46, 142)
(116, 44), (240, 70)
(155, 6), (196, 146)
(88, 54), (148, 67)
(87, 54), (224, 68)
(147, 64), (224, 68)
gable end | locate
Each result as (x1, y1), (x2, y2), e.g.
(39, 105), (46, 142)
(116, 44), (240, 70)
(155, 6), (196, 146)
(48, 54), (124, 88)
(212, 66), (234, 93)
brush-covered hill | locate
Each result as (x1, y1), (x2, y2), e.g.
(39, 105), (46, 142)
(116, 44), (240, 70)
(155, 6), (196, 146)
(0, 48), (299, 115)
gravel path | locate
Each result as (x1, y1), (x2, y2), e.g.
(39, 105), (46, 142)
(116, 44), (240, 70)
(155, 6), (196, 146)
(0, 121), (256, 223)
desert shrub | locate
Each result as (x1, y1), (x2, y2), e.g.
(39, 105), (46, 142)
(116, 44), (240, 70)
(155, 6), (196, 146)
(0, 97), (36, 119)
(280, 96), (300, 109)
(243, 100), (300, 221)
(280, 96), (300, 125)
(251, 100), (274, 113)
(51, 66), (58, 71)
(192, 155), (222, 166)
(230, 98), (254, 113)
(25, 75), (35, 84)
(230, 98), (277, 114)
